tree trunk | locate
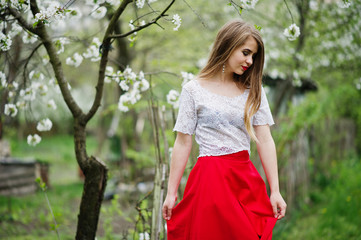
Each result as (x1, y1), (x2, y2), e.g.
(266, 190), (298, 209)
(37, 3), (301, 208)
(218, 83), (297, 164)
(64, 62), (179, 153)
(74, 122), (108, 240)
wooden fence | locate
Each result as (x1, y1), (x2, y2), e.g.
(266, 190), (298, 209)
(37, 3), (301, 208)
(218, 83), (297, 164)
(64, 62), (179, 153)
(0, 158), (49, 196)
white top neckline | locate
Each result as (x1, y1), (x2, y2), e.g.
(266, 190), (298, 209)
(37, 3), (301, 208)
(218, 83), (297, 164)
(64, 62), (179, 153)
(194, 79), (249, 100)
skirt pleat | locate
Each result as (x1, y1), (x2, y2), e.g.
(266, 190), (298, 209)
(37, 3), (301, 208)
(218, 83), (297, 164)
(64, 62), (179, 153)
(167, 151), (277, 240)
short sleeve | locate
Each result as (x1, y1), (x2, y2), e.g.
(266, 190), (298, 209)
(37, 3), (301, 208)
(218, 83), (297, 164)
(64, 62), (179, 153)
(173, 88), (197, 135)
(252, 87), (275, 126)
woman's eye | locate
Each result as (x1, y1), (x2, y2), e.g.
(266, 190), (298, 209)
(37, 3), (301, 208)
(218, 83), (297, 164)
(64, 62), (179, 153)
(243, 51), (249, 56)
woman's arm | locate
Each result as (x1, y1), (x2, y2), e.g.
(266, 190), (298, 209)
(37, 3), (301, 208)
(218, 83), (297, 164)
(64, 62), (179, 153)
(254, 125), (287, 219)
(162, 132), (193, 220)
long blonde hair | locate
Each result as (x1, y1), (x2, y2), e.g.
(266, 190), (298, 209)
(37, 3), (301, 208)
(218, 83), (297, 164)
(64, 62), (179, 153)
(198, 20), (265, 142)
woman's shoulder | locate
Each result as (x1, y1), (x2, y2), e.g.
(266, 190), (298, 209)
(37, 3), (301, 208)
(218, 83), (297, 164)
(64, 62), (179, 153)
(182, 79), (198, 92)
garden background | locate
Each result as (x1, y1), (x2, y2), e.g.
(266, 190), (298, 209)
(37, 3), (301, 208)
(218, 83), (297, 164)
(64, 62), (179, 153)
(1, 0), (360, 239)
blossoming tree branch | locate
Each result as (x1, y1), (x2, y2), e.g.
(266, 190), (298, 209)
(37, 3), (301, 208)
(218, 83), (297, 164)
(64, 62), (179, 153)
(0, 0), (179, 238)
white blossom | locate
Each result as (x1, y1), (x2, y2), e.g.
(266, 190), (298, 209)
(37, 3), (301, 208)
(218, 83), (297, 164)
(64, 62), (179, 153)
(27, 134), (41, 146)
(91, 5), (107, 19)
(139, 232), (150, 240)
(54, 37), (69, 54)
(136, 0), (145, 8)
(67, 7), (83, 19)
(123, 66), (137, 82)
(34, 3), (66, 26)
(119, 80), (129, 91)
(167, 89), (180, 108)
(0, 32), (12, 51)
(172, 14), (181, 31)
(4, 103), (18, 117)
(37, 83), (49, 96)
(29, 71), (45, 81)
(16, 101), (28, 110)
(0, 71), (7, 88)
(338, 0), (351, 8)
(66, 52), (83, 67)
(20, 87), (36, 101)
(105, 66), (114, 83)
(83, 37), (101, 62)
(22, 31), (37, 44)
(239, 0), (258, 9)
(118, 94), (131, 112)
(283, 23), (301, 41)
(37, 118), (53, 132)
(181, 72), (194, 86)
(47, 99), (57, 110)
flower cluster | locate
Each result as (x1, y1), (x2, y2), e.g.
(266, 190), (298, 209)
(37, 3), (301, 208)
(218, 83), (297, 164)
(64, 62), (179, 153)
(135, 0), (158, 8)
(166, 89), (180, 109)
(22, 31), (38, 44)
(54, 37), (69, 54)
(0, 0), (30, 11)
(36, 118), (53, 131)
(338, 0), (351, 8)
(83, 37), (101, 62)
(0, 32), (12, 51)
(4, 103), (18, 117)
(283, 23), (301, 41)
(90, 5), (107, 19)
(139, 232), (150, 240)
(27, 134), (41, 146)
(239, 0), (259, 9)
(108, 66), (150, 112)
(181, 71), (194, 86)
(172, 14), (181, 31)
(34, 3), (66, 26)
(0, 71), (7, 88)
(66, 52), (83, 67)
(2, 70), (59, 146)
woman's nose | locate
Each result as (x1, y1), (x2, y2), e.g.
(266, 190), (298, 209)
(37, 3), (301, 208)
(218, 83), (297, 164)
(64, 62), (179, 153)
(246, 56), (253, 66)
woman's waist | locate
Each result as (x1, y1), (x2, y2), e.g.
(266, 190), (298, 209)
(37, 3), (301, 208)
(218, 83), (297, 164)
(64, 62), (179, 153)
(198, 149), (250, 161)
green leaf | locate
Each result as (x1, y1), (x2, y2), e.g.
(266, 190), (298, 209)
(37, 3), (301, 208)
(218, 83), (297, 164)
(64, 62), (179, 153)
(254, 24), (262, 31)
(239, 7), (243, 15)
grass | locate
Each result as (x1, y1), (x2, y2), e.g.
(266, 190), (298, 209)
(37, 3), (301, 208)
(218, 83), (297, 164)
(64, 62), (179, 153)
(1, 134), (141, 239)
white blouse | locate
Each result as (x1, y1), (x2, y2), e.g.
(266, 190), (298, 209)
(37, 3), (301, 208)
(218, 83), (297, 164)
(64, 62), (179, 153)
(173, 80), (274, 157)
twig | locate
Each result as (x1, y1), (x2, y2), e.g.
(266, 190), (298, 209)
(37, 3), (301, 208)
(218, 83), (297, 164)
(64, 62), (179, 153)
(182, 0), (207, 28)
(108, 0), (176, 39)
(283, 0), (294, 23)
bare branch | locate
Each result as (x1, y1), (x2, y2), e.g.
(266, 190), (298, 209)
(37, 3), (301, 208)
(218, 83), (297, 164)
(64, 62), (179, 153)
(22, 42), (43, 86)
(108, 0), (176, 39)
(84, 0), (133, 123)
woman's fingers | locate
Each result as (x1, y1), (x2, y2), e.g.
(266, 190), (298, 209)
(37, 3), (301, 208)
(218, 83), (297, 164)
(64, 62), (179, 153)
(167, 206), (172, 220)
(162, 202), (173, 220)
(278, 202), (287, 219)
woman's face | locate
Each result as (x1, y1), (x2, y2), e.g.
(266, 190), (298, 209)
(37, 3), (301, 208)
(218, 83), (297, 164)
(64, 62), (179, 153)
(226, 36), (258, 75)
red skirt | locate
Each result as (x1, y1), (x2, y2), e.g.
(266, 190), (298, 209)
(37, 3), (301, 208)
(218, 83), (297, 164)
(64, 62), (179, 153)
(167, 151), (277, 240)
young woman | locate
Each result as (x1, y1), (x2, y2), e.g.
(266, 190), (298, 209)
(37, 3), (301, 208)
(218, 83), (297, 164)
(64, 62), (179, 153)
(162, 19), (287, 240)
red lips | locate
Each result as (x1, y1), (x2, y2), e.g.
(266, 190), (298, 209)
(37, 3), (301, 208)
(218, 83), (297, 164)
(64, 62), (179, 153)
(242, 66), (248, 71)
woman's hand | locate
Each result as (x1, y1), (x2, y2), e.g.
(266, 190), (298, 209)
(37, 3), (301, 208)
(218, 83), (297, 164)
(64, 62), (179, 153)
(162, 194), (177, 220)
(270, 191), (287, 220)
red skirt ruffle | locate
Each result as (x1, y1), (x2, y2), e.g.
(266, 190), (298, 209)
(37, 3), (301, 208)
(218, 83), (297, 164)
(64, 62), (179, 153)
(167, 151), (277, 240)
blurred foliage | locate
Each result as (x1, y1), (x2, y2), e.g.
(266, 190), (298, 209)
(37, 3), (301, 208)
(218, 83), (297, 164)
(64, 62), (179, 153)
(276, 158), (361, 240)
